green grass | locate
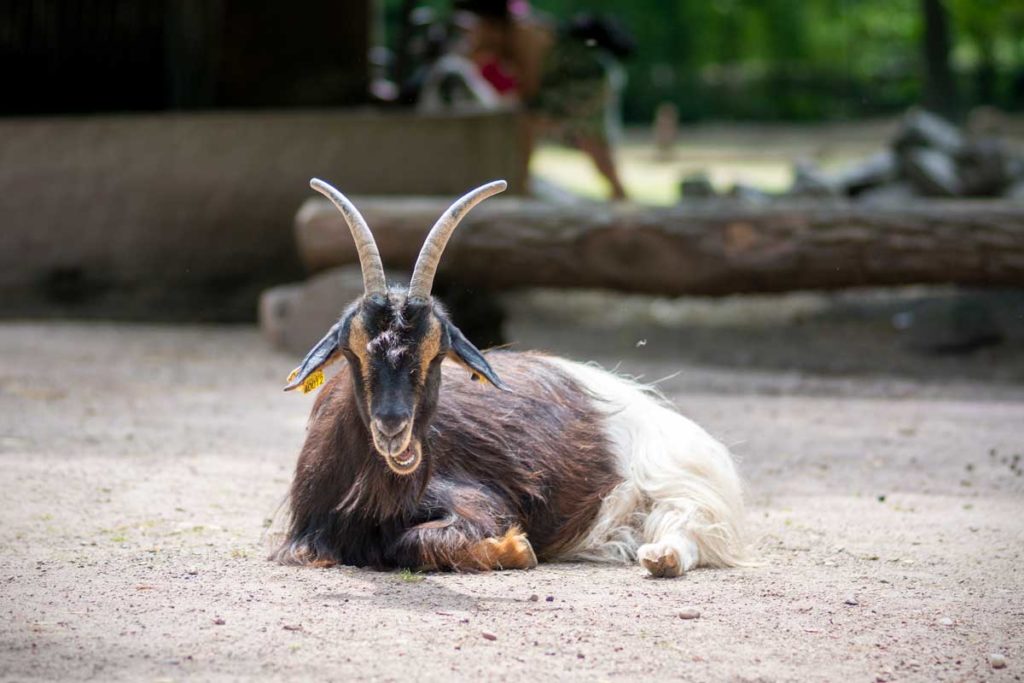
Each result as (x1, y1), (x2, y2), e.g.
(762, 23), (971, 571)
(396, 568), (425, 583)
(530, 122), (892, 205)
(532, 142), (797, 205)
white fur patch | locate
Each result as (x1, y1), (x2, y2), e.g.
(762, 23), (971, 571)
(545, 357), (747, 569)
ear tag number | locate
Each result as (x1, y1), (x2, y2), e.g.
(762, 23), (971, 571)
(300, 369), (326, 394)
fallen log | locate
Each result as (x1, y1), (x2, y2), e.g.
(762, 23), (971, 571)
(295, 197), (1024, 295)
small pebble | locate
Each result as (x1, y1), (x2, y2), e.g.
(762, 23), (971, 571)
(528, 594), (539, 602)
(545, 596), (554, 602)
(989, 653), (1006, 669)
(938, 617), (953, 626)
(844, 597), (859, 606)
(481, 632), (497, 641)
(678, 607), (701, 620)
(213, 618), (226, 625)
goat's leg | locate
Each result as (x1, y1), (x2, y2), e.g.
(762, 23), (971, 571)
(393, 518), (538, 572)
(637, 533), (699, 578)
(456, 525), (538, 571)
(637, 507), (700, 578)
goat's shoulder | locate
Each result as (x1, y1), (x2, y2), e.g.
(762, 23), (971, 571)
(432, 350), (609, 462)
(439, 350), (583, 402)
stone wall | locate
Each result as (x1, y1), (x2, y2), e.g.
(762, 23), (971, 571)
(0, 109), (526, 320)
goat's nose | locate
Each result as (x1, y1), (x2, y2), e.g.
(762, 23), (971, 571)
(373, 416), (410, 438)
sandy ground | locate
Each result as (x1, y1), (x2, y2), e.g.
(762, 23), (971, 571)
(2, 296), (1023, 681)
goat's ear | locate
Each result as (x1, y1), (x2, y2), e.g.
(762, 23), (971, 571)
(444, 321), (508, 391)
(284, 322), (343, 393)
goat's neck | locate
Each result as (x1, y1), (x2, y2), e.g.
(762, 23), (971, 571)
(336, 389), (428, 521)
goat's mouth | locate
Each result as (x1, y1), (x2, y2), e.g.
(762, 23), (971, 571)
(385, 441), (421, 475)
(371, 428), (422, 476)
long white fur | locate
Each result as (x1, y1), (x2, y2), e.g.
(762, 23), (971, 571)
(544, 357), (747, 571)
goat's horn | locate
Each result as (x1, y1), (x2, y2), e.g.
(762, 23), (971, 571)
(407, 180), (507, 301)
(310, 178), (388, 297)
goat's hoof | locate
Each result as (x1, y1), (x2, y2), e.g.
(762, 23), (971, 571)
(485, 528), (538, 570)
(638, 542), (683, 578)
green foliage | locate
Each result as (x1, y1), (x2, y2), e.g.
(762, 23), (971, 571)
(534, 0), (936, 121)
(380, 0), (1024, 121)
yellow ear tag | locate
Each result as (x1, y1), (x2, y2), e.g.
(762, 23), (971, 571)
(300, 369), (325, 394)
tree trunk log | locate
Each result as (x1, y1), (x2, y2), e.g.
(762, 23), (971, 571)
(295, 197), (1024, 296)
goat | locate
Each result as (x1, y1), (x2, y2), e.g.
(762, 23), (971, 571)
(273, 178), (746, 577)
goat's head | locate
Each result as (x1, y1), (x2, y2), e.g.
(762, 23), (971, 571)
(284, 178), (508, 476)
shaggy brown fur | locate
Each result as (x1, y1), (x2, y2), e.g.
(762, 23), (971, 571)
(274, 352), (622, 570)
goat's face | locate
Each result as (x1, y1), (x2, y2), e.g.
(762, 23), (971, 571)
(284, 178), (508, 476)
(341, 291), (504, 475)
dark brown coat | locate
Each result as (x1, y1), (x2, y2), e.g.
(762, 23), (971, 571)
(275, 352), (622, 570)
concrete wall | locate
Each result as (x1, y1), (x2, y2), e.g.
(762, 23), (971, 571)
(0, 109), (525, 320)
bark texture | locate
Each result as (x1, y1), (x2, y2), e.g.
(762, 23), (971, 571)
(296, 197), (1024, 295)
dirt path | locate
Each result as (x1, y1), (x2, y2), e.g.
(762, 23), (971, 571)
(2, 321), (1022, 681)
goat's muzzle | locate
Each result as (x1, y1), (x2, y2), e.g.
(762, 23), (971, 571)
(371, 423), (422, 476)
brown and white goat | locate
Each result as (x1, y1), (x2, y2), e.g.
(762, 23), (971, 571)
(273, 178), (746, 577)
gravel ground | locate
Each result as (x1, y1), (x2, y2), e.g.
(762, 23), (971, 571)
(2, 307), (1022, 682)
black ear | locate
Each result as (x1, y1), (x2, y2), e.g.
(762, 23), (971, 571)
(444, 321), (508, 391)
(284, 322), (343, 393)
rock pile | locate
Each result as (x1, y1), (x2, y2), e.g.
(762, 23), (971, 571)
(680, 108), (1024, 204)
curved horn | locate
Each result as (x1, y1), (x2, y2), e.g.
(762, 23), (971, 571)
(407, 179), (507, 300)
(310, 178), (387, 297)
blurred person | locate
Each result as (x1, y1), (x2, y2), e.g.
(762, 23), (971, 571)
(454, 0), (634, 200)
(401, 5), (512, 112)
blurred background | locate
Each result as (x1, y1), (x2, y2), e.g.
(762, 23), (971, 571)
(1, 0), (1022, 382)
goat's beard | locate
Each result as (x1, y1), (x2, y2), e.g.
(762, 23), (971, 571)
(370, 426), (422, 476)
